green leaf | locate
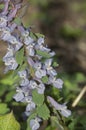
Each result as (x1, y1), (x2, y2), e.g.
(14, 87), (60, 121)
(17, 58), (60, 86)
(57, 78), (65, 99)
(35, 33), (45, 38)
(37, 104), (50, 120)
(36, 50), (51, 58)
(51, 116), (64, 130)
(52, 62), (59, 67)
(15, 47), (24, 65)
(29, 32), (37, 40)
(5, 91), (15, 102)
(14, 18), (21, 25)
(0, 112), (20, 130)
(32, 90), (44, 106)
(0, 103), (10, 115)
(42, 76), (48, 83)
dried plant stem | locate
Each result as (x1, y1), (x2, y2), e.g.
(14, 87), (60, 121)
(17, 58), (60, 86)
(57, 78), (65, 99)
(72, 86), (86, 107)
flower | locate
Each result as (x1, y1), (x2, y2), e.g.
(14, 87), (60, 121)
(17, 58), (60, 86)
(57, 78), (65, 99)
(34, 62), (46, 79)
(30, 117), (41, 130)
(0, 16), (7, 27)
(26, 43), (35, 56)
(47, 96), (71, 117)
(49, 76), (63, 89)
(44, 59), (57, 76)
(13, 92), (24, 102)
(3, 57), (18, 70)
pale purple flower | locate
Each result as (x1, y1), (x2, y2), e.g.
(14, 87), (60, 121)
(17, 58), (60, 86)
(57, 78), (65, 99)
(13, 92), (24, 102)
(37, 83), (45, 94)
(35, 37), (50, 52)
(35, 69), (46, 79)
(30, 117), (41, 130)
(29, 80), (38, 89)
(18, 70), (27, 79)
(3, 57), (18, 70)
(20, 79), (29, 86)
(34, 62), (42, 69)
(28, 57), (35, 67)
(49, 76), (63, 89)
(26, 44), (35, 56)
(44, 59), (57, 76)
(26, 101), (35, 111)
(0, 16), (7, 27)
(24, 36), (34, 45)
(0, 27), (11, 41)
(47, 96), (71, 117)
(37, 37), (44, 45)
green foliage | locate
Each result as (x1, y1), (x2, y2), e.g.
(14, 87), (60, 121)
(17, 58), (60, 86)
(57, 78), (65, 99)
(0, 112), (20, 130)
(32, 90), (44, 106)
(50, 116), (64, 130)
(14, 18), (21, 25)
(36, 50), (51, 58)
(60, 24), (83, 39)
(42, 76), (48, 83)
(0, 103), (10, 115)
(15, 47), (24, 65)
(37, 104), (50, 120)
(52, 61), (59, 67)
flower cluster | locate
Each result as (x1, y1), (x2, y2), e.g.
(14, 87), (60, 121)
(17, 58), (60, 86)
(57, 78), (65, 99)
(1, 1), (71, 130)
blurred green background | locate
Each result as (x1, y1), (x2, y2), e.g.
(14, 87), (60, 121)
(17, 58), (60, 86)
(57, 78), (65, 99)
(0, 0), (86, 130)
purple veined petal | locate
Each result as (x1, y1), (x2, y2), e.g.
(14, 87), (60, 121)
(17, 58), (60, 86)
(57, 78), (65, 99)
(53, 78), (63, 89)
(34, 62), (42, 69)
(10, 23), (17, 32)
(15, 42), (23, 51)
(47, 96), (61, 110)
(37, 83), (45, 94)
(7, 35), (19, 44)
(20, 79), (29, 86)
(13, 92), (24, 102)
(21, 96), (32, 103)
(3, 57), (18, 70)
(8, 4), (21, 21)
(21, 86), (31, 96)
(45, 59), (52, 67)
(30, 118), (40, 130)
(0, 16), (7, 27)
(26, 45), (35, 56)
(0, 28), (11, 41)
(26, 101), (35, 111)
(24, 36), (34, 45)
(28, 57), (35, 67)
(29, 80), (38, 89)
(18, 25), (26, 34)
(37, 37), (44, 45)
(18, 70), (27, 78)
(35, 69), (46, 79)
(47, 69), (57, 76)
(60, 109), (71, 117)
